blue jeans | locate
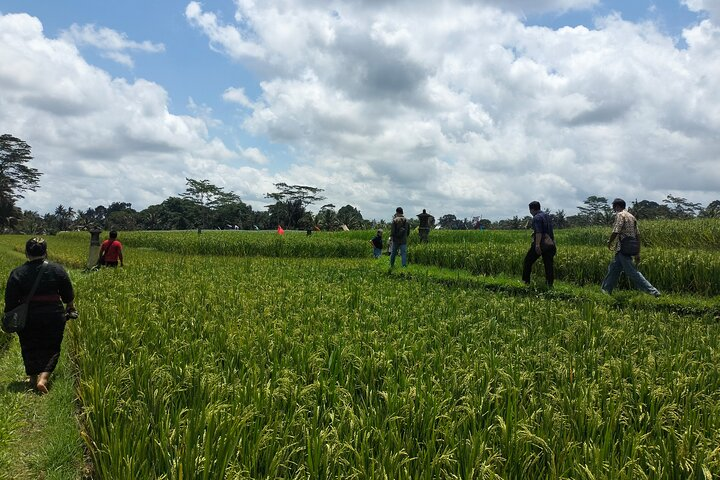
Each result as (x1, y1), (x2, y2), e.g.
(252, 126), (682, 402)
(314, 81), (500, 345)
(390, 242), (407, 267)
(601, 253), (660, 296)
(373, 247), (382, 258)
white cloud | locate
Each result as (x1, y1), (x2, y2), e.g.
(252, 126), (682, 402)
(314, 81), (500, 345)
(185, 2), (265, 59)
(2, 0), (720, 222)
(240, 147), (269, 165)
(683, 0), (720, 22)
(222, 86), (254, 108)
(0, 13), (266, 214)
(184, 1), (720, 219)
(60, 23), (165, 67)
(482, 0), (600, 15)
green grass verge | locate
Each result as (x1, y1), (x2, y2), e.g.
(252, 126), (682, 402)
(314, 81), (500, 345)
(0, 337), (85, 480)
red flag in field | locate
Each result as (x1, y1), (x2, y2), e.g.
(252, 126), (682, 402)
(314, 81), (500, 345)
(277, 225), (285, 235)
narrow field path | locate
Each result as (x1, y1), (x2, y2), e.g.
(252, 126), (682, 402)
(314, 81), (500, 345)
(0, 314), (85, 479)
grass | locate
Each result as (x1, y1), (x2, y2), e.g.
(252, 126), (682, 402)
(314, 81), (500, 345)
(0, 337), (84, 480)
(56, 222), (720, 296)
(1, 227), (719, 478)
(378, 261), (720, 319)
(71, 253), (720, 478)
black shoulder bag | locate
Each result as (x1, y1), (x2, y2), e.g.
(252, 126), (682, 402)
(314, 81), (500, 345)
(2, 262), (48, 333)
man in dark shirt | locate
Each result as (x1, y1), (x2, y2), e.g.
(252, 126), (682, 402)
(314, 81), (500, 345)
(370, 229), (383, 258)
(522, 201), (556, 288)
(390, 207), (409, 267)
(416, 209), (433, 243)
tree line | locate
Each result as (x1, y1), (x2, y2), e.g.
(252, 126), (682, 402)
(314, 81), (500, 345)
(1, 134), (718, 234)
(5, 177), (369, 234)
(463, 194), (720, 231)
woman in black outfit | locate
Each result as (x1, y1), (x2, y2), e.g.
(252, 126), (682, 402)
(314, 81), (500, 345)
(3, 238), (76, 393)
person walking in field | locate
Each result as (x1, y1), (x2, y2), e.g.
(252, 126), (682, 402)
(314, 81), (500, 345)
(98, 230), (123, 267)
(370, 229), (383, 258)
(3, 238), (77, 393)
(601, 198), (660, 297)
(522, 201), (556, 288)
(416, 209), (434, 243)
(390, 207), (409, 268)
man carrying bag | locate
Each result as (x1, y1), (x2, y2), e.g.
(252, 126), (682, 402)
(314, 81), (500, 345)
(522, 200), (556, 288)
(601, 198), (661, 297)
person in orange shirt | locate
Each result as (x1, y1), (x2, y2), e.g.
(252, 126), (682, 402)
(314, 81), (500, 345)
(98, 230), (124, 267)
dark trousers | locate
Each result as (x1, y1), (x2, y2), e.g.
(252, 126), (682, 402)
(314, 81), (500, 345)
(522, 244), (556, 286)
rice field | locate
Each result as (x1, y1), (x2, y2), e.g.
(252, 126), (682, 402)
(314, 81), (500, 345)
(59, 218), (720, 296)
(1, 221), (719, 478)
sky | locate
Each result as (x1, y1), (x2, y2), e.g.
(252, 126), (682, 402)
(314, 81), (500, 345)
(1, 0), (719, 222)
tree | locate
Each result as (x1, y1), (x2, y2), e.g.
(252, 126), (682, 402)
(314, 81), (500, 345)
(265, 183), (325, 229)
(0, 134), (42, 227)
(297, 211), (316, 230)
(107, 202), (134, 215)
(211, 198), (253, 229)
(74, 209), (98, 231)
(182, 179), (223, 207)
(337, 205), (364, 229)
(552, 209), (568, 229)
(662, 194), (702, 219)
(438, 214), (459, 229)
(50, 205), (75, 232)
(0, 195), (20, 231)
(495, 216), (526, 230)
(315, 204), (339, 231)
(140, 197), (202, 230)
(181, 178), (245, 228)
(630, 199), (672, 220)
(476, 218), (492, 229)
(700, 200), (720, 218)
(106, 210), (138, 230)
(15, 210), (45, 234)
(251, 210), (272, 230)
(577, 196), (613, 226)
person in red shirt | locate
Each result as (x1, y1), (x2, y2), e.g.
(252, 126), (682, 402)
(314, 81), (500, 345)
(98, 230), (124, 267)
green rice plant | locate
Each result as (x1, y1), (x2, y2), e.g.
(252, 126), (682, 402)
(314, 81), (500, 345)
(56, 221), (719, 295)
(3, 229), (719, 478)
(67, 247), (720, 479)
(410, 242), (720, 296)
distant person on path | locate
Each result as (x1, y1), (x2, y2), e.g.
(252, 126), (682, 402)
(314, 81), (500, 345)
(601, 198), (660, 297)
(417, 209), (433, 243)
(390, 207), (409, 268)
(522, 201), (556, 288)
(4, 238), (77, 393)
(370, 229), (383, 258)
(98, 230), (123, 267)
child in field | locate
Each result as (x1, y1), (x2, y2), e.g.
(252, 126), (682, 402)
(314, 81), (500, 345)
(370, 229), (383, 258)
